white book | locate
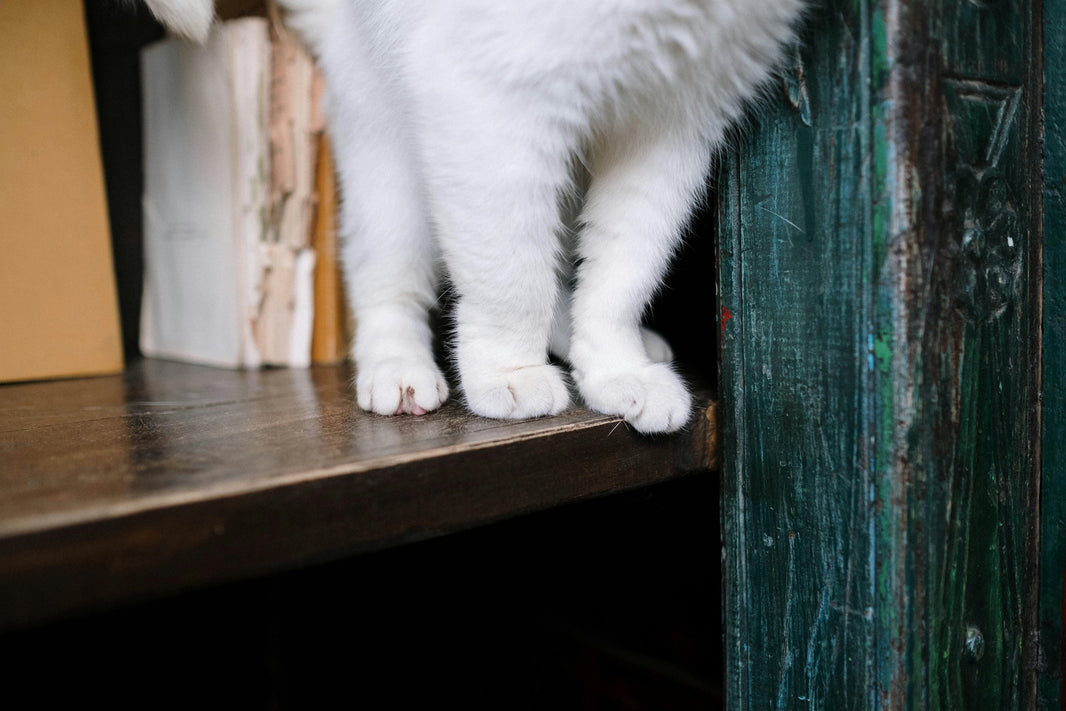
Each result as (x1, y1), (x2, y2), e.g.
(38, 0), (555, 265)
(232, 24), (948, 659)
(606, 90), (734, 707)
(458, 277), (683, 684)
(140, 19), (270, 368)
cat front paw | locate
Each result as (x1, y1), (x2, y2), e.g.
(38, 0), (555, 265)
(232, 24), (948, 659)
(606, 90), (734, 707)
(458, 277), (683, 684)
(463, 364), (571, 420)
(576, 362), (691, 434)
(356, 358), (449, 416)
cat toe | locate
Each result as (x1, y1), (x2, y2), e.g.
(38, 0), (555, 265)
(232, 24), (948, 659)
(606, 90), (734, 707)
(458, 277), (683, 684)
(356, 359), (449, 416)
(463, 364), (570, 420)
(577, 362), (691, 434)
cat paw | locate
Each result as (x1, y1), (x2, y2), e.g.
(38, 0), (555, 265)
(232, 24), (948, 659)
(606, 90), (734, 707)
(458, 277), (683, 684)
(640, 327), (674, 363)
(356, 358), (449, 416)
(576, 362), (691, 434)
(463, 364), (571, 420)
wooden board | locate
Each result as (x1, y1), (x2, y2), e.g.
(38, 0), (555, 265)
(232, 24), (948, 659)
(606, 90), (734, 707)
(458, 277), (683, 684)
(1041, 0), (1066, 706)
(0, 359), (716, 629)
(718, 0), (1042, 706)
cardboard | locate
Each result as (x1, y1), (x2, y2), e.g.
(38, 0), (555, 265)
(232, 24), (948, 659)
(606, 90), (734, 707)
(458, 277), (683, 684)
(0, 0), (124, 382)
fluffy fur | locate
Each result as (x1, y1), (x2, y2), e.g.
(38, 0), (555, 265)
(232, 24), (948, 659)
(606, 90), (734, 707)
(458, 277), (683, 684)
(143, 0), (215, 42)
(143, 0), (802, 433)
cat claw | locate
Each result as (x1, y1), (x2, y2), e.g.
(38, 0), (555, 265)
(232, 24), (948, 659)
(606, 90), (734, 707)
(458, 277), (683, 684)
(394, 387), (428, 416)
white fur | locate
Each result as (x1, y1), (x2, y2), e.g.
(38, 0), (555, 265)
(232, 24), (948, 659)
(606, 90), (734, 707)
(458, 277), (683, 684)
(143, 0), (215, 43)
(144, 0), (802, 433)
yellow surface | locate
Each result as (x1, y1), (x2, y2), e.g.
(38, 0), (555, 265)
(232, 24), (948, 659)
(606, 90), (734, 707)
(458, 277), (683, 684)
(0, 0), (124, 382)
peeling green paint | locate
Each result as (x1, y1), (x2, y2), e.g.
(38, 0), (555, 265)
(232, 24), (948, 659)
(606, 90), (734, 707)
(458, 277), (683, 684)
(720, 1), (1041, 707)
(1041, 1), (1066, 708)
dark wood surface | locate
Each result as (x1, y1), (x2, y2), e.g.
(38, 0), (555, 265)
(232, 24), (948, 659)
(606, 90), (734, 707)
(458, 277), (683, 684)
(0, 472), (725, 709)
(1042, 1), (1066, 707)
(718, 1), (1042, 708)
(0, 359), (716, 630)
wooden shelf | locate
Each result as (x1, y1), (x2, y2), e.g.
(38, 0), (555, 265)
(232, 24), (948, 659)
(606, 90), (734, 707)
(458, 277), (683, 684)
(0, 359), (717, 629)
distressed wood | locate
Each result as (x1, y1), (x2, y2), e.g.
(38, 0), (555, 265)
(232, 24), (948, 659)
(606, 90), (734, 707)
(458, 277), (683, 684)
(0, 359), (716, 629)
(1041, 0), (1066, 706)
(718, 0), (1042, 706)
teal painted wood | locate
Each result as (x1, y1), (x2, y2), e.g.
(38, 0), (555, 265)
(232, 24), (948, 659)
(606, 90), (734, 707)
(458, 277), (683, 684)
(1042, 0), (1066, 707)
(718, 1), (1042, 707)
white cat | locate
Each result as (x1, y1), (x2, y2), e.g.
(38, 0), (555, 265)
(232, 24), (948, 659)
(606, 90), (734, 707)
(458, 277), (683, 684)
(143, 0), (802, 433)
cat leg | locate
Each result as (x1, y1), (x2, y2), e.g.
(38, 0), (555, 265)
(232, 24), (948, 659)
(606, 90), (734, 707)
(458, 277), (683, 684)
(551, 198), (672, 366)
(569, 121), (711, 434)
(549, 282), (674, 365)
(423, 119), (572, 420)
(298, 2), (448, 416)
(336, 106), (448, 417)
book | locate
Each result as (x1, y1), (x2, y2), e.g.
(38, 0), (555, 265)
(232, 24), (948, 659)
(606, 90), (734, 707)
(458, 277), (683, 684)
(258, 18), (318, 367)
(140, 17), (270, 368)
(140, 17), (322, 369)
(0, 0), (124, 383)
(310, 133), (353, 364)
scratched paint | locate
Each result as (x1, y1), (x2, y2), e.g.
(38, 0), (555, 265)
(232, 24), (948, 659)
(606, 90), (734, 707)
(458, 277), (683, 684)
(720, 1), (881, 706)
(719, 0), (1041, 708)
(1040, 1), (1066, 708)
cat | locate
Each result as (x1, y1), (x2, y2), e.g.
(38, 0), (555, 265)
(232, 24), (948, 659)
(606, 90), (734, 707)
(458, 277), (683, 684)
(142, 0), (803, 433)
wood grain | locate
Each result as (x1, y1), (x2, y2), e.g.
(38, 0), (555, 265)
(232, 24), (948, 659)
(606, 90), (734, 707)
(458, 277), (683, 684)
(718, 1), (1042, 707)
(0, 359), (715, 629)
(1041, 1), (1066, 707)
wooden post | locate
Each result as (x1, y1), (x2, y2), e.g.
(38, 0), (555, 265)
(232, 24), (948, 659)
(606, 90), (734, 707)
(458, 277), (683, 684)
(718, 1), (1042, 706)
(1041, 0), (1066, 707)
